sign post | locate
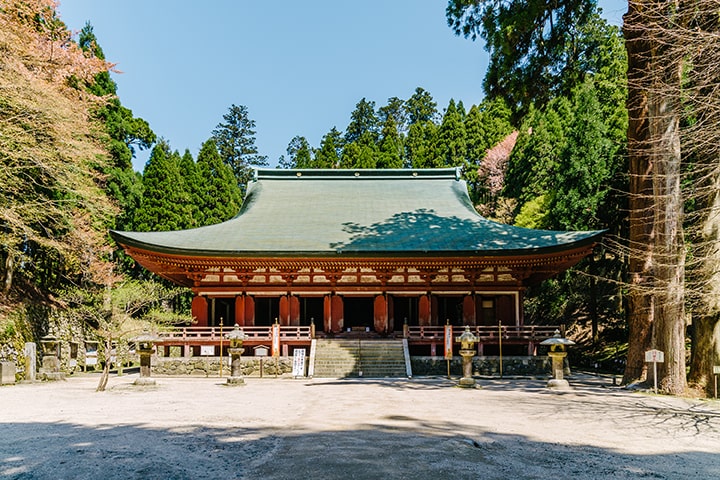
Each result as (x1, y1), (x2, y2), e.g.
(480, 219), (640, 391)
(271, 320), (280, 378)
(713, 366), (720, 399)
(645, 349), (665, 394)
(292, 348), (306, 378)
(444, 322), (453, 379)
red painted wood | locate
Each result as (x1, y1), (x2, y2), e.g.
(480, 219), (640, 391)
(235, 296), (245, 326)
(244, 296), (255, 326)
(290, 296), (300, 326)
(191, 296), (208, 326)
(331, 295), (344, 333)
(373, 295), (387, 333)
(279, 295), (290, 326)
(387, 295), (395, 332)
(497, 295), (515, 325)
(323, 296), (331, 332)
(419, 295), (430, 326)
(463, 295), (476, 326)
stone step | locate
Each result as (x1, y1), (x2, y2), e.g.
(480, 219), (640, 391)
(313, 338), (407, 378)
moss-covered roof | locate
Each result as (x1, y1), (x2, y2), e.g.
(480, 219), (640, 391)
(110, 168), (603, 257)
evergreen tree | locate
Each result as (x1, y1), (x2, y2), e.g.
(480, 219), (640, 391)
(435, 99), (467, 167)
(212, 104), (268, 191)
(194, 140), (242, 225)
(314, 127), (344, 168)
(133, 141), (193, 232)
(178, 149), (200, 228)
(377, 116), (403, 168)
(345, 98), (379, 144)
(405, 87), (438, 124)
(378, 96), (408, 134)
(405, 121), (438, 168)
(279, 136), (313, 169)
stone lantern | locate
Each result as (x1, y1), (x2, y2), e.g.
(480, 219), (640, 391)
(540, 330), (575, 389)
(39, 335), (64, 381)
(225, 324), (246, 385)
(132, 331), (161, 386)
(455, 326), (478, 388)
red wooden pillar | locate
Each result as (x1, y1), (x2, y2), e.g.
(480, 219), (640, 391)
(331, 295), (344, 333)
(244, 296), (255, 326)
(279, 295), (290, 326)
(323, 295), (332, 332)
(234, 296), (245, 326)
(191, 296), (208, 326)
(462, 295), (476, 326)
(373, 295), (388, 333)
(289, 296), (300, 326)
(418, 295), (430, 326)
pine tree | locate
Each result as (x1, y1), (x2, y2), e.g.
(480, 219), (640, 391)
(405, 87), (438, 125)
(377, 116), (403, 169)
(279, 136), (313, 169)
(405, 121), (438, 168)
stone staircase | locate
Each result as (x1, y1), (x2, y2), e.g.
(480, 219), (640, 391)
(312, 338), (409, 378)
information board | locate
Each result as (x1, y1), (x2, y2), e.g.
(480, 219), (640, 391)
(292, 349), (306, 377)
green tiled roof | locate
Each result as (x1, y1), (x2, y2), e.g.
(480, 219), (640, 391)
(110, 168), (603, 257)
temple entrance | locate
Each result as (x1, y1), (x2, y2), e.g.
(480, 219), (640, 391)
(299, 297), (324, 331)
(210, 298), (235, 326)
(254, 297), (279, 326)
(392, 296), (419, 330)
(436, 295), (464, 326)
(343, 297), (374, 329)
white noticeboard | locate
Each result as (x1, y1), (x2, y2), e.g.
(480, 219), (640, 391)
(645, 349), (664, 363)
(713, 366), (720, 375)
(200, 346), (215, 356)
(292, 349), (306, 377)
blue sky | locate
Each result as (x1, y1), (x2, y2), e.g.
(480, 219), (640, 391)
(57, 1), (627, 171)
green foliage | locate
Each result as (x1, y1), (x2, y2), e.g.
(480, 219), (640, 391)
(405, 87), (438, 124)
(313, 128), (344, 168)
(212, 104), (268, 191)
(447, 2), (614, 120)
(345, 98), (379, 144)
(377, 116), (404, 168)
(194, 140), (242, 225)
(279, 136), (313, 169)
(132, 141), (193, 232)
(405, 121), (438, 168)
(434, 99), (467, 167)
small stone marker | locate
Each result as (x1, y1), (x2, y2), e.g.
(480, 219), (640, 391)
(0, 362), (15, 385)
(24, 342), (36, 382)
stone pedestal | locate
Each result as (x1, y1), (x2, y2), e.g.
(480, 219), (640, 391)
(547, 351), (570, 389)
(39, 354), (64, 381)
(458, 349), (476, 388)
(226, 347), (245, 386)
(134, 347), (156, 386)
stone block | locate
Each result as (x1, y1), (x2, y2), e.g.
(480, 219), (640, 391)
(1, 361), (16, 385)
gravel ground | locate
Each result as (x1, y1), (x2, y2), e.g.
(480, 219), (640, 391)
(1, 373), (719, 479)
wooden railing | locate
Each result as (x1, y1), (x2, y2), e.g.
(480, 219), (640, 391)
(407, 325), (562, 342)
(156, 326), (312, 343)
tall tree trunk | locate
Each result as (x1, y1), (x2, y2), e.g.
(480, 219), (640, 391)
(623, 0), (687, 393)
(622, 1), (655, 385)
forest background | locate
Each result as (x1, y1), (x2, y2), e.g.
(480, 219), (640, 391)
(0, 0), (718, 396)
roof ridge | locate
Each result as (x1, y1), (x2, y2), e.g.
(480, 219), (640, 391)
(254, 167), (461, 180)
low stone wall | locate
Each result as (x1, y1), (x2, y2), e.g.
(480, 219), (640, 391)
(152, 356), (294, 377)
(411, 356), (561, 377)
(152, 355), (566, 378)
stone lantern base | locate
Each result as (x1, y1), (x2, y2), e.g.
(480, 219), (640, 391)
(133, 377), (157, 386)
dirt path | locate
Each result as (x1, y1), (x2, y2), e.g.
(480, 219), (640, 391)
(1, 374), (718, 479)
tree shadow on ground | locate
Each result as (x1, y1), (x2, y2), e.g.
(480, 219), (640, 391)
(1, 418), (718, 480)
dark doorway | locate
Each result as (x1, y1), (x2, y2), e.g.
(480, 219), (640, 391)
(300, 297), (324, 331)
(436, 296), (464, 326)
(343, 297), (374, 329)
(254, 297), (279, 326)
(211, 298), (235, 327)
(392, 296), (419, 329)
